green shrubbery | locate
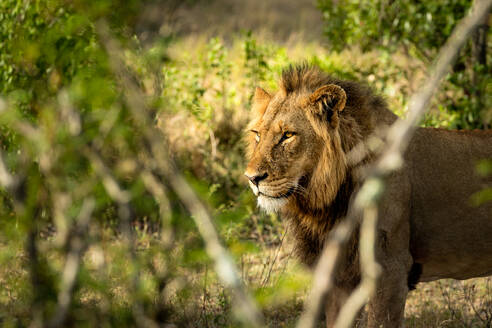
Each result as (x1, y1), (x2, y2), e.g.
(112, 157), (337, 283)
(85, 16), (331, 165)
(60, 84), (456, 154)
(317, 0), (491, 129)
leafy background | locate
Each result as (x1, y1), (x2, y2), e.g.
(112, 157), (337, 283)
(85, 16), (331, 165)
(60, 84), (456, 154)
(0, 0), (490, 327)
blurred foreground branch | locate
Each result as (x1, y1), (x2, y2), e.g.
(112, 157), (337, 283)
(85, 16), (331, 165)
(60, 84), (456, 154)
(0, 152), (14, 189)
(296, 1), (492, 327)
(97, 22), (264, 328)
(84, 147), (160, 328)
(48, 198), (95, 328)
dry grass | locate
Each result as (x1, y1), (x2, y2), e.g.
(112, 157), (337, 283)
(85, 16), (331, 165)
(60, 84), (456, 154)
(1, 230), (491, 327)
(164, 236), (492, 327)
(406, 278), (492, 328)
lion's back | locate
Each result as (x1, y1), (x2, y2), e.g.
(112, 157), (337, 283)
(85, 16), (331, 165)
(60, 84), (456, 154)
(406, 128), (492, 281)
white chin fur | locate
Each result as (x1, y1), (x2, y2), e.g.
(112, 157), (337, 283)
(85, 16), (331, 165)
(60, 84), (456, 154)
(257, 195), (287, 213)
(248, 181), (259, 196)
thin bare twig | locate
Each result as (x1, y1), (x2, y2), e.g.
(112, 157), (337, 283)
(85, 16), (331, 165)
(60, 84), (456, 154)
(48, 198), (96, 328)
(334, 205), (380, 328)
(261, 231), (286, 288)
(296, 216), (355, 328)
(0, 152), (15, 189)
(84, 147), (159, 328)
(296, 1), (492, 327)
(140, 171), (174, 247)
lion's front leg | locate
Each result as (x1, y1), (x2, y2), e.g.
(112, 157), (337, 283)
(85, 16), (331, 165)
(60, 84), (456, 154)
(324, 250), (362, 328)
(325, 262), (410, 328)
(325, 285), (352, 328)
(365, 260), (410, 328)
(362, 171), (412, 327)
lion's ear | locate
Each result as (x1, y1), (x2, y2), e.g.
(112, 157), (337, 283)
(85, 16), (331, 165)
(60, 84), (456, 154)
(308, 84), (347, 127)
(252, 87), (271, 117)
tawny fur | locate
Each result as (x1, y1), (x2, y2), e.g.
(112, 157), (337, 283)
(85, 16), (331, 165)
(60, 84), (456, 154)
(244, 64), (492, 327)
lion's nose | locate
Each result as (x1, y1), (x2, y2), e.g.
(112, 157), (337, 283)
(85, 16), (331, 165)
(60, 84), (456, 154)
(245, 172), (268, 186)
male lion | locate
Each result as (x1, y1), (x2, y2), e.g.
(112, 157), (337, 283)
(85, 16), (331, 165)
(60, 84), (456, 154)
(244, 65), (492, 327)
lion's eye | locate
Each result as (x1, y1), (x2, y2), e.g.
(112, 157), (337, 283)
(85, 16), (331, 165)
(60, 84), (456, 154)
(279, 131), (295, 143)
(251, 130), (260, 143)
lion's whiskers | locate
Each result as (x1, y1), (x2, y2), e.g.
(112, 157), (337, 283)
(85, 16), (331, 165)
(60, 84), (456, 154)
(284, 182), (308, 197)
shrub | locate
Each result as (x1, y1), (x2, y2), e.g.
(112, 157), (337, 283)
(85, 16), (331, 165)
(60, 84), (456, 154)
(317, 0), (491, 129)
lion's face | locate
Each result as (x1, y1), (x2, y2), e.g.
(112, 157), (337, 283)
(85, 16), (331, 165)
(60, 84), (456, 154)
(245, 84), (347, 213)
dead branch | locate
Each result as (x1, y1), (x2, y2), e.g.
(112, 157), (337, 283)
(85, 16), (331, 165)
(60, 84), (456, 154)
(140, 171), (174, 247)
(333, 205), (380, 328)
(84, 147), (160, 328)
(48, 198), (95, 328)
(0, 152), (14, 189)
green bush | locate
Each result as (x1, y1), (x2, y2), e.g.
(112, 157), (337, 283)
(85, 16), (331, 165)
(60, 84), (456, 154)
(0, 1), (206, 326)
(317, 0), (491, 129)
